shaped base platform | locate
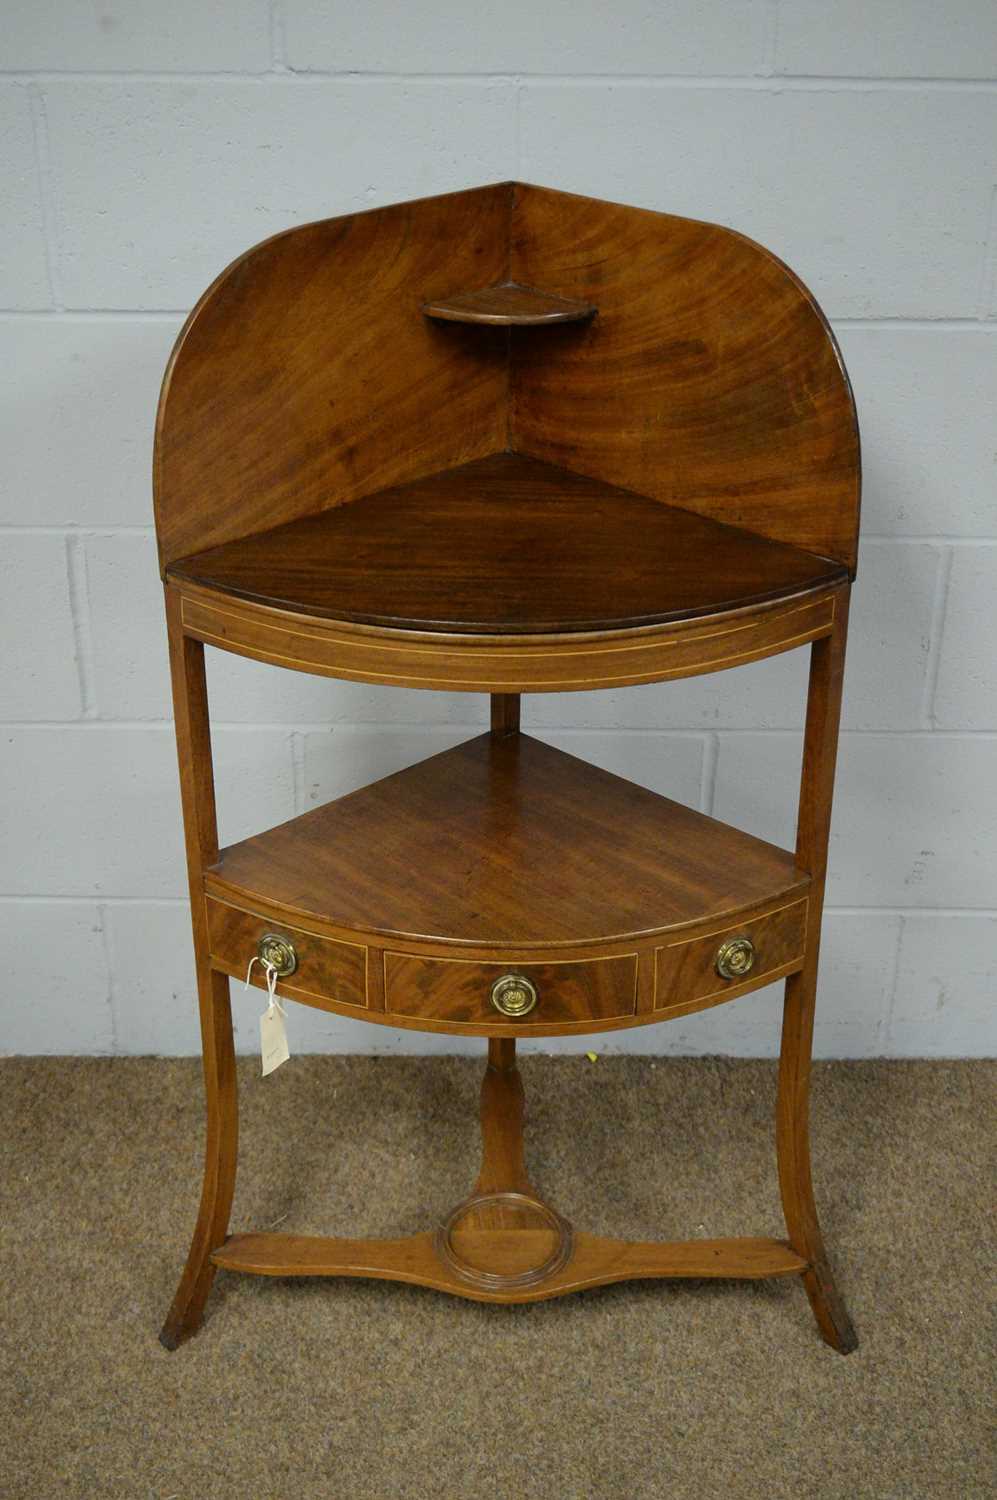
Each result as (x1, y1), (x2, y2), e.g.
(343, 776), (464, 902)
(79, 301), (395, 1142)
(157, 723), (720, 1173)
(210, 1228), (808, 1303)
(161, 1036), (850, 1354)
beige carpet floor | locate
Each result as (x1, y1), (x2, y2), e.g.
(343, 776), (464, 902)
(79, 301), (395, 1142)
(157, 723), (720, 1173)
(2, 1055), (993, 1499)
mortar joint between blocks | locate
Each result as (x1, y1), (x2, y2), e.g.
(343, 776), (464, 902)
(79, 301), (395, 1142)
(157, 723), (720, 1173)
(977, 184), (997, 320)
(882, 912), (907, 1055)
(700, 732), (720, 816)
(96, 901), (119, 1054)
(921, 547), (955, 730)
(290, 729), (307, 814)
(65, 534), (98, 719)
(269, 0), (288, 73)
(26, 80), (63, 311)
(765, 0), (781, 79)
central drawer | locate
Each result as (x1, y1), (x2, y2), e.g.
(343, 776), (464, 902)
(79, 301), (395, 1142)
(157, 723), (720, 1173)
(384, 952), (638, 1027)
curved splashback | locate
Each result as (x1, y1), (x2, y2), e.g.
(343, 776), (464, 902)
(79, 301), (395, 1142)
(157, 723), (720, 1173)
(155, 181), (859, 575)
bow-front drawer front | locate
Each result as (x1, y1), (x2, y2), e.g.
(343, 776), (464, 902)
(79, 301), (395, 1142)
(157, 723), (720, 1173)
(206, 898), (367, 1012)
(384, 952), (638, 1028)
(654, 898), (808, 1013)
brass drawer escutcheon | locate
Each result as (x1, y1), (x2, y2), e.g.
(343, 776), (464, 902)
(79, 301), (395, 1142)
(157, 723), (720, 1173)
(257, 932), (298, 978)
(490, 973), (539, 1018)
(715, 936), (755, 981)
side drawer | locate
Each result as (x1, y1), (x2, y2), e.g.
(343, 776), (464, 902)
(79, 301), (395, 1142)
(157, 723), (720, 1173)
(384, 952), (637, 1027)
(654, 899), (808, 1012)
(206, 898), (367, 1012)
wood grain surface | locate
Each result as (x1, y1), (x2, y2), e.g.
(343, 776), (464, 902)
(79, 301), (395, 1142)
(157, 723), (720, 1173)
(167, 453), (847, 635)
(176, 580), (840, 695)
(777, 593), (859, 1353)
(206, 732), (809, 951)
(158, 591), (238, 1350)
(509, 184), (860, 569)
(212, 1230), (808, 1300)
(655, 898), (808, 1012)
(206, 898), (367, 1012)
(383, 950), (637, 1026)
(155, 183), (858, 1350)
(154, 184), (511, 568)
(156, 182), (860, 582)
(422, 280), (597, 325)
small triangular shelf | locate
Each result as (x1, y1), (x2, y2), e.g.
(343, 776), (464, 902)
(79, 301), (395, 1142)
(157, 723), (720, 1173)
(422, 279), (596, 326)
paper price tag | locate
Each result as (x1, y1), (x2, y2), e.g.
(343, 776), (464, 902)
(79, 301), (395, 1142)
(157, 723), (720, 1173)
(246, 954), (291, 1077)
(260, 999), (290, 1077)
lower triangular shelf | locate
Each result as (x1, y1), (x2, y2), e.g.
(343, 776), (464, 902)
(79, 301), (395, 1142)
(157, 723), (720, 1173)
(206, 731), (807, 951)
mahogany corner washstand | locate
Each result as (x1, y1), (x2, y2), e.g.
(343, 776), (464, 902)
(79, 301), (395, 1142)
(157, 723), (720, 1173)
(154, 183), (861, 1353)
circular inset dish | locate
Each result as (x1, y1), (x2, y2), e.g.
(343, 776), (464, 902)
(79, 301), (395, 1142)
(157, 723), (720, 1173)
(435, 1192), (573, 1292)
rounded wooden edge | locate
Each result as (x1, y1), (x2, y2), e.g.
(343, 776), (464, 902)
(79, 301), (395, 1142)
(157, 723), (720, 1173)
(207, 861), (811, 1040)
(205, 881), (810, 964)
(171, 577), (845, 695)
(719, 218), (863, 570)
(421, 307), (590, 326)
(421, 288), (596, 326)
(434, 1192), (575, 1291)
(167, 566), (846, 641)
(213, 947), (807, 1042)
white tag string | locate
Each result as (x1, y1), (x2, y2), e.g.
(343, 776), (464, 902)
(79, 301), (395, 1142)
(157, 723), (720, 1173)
(244, 954), (286, 1016)
(265, 962), (285, 1016)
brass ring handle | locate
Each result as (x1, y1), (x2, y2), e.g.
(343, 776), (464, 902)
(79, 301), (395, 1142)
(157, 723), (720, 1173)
(715, 936), (755, 981)
(490, 973), (539, 1018)
(257, 932), (298, 978)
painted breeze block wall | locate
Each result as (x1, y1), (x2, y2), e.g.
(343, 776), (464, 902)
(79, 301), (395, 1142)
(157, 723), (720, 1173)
(2, 0), (995, 1056)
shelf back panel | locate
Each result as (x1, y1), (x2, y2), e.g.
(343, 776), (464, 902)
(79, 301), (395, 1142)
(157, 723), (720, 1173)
(156, 181), (860, 576)
(154, 183), (512, 570)
(508, 184), (860, 571)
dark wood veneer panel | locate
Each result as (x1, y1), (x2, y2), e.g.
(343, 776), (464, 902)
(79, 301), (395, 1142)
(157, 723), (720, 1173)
(384, 952), (636, 1026)
(206, 898), (367, 1011)
(655, 898), (808, 1011)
